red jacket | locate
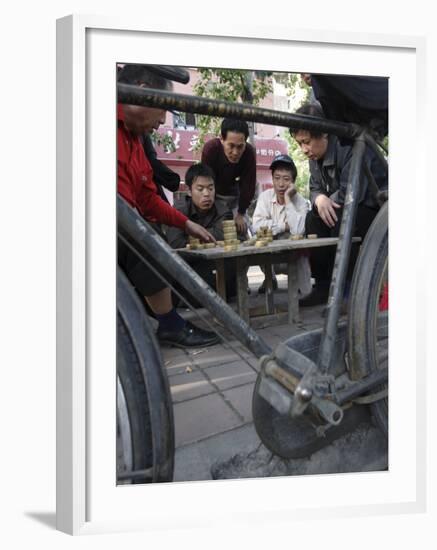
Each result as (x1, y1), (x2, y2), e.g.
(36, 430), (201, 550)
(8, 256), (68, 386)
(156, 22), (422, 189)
(117, 105), (187, 229)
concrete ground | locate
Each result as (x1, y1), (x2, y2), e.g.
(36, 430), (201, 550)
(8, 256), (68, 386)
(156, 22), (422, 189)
(161, 267), (387, 482)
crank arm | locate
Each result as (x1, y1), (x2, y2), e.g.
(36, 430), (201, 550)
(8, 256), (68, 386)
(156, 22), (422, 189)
(273, 343), (342, 422)
(308, 395), (343, 425)
(260, 357), (344, 427)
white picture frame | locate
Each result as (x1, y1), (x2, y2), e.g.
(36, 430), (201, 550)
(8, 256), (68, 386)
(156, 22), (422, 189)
(56, 14), (427, 536)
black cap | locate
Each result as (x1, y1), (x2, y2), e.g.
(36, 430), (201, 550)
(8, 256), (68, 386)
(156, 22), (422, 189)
(147, 65), (190, 84)
(270, 154), (297, 181)
(270, 154), (296, 171)
(118, 63), (190, 84)
(117, 64), (189, 115)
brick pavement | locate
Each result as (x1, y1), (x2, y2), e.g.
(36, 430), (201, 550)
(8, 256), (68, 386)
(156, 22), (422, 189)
(161, 267), (328, 480)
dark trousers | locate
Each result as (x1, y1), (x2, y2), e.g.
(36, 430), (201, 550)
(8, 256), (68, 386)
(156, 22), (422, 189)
(117, 223), (171, 298)
(305, 204), (379, 285)
(173, 258), (237, 308)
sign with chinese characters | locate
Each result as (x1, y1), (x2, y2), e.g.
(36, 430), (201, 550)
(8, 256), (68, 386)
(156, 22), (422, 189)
(254, 139), (289, 165)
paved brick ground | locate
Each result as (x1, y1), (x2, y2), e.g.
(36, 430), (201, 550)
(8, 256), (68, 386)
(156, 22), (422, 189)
(160, 267), (333, 480)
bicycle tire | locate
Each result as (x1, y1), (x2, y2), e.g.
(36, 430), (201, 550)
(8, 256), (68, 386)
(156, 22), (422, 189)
(117, 317), (153, 482)
(116, 268), (175, 483)
(348, 202), (388, 436)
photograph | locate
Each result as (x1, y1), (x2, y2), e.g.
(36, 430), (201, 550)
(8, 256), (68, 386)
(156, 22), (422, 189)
(1, 0), (432, 544)
(115, 63), (389, 485)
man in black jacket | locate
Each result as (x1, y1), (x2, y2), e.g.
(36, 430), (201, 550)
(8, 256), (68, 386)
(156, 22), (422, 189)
(290, 102), (387, 306)
(141, 133), (181, 201)
(167, 163), (237, 304)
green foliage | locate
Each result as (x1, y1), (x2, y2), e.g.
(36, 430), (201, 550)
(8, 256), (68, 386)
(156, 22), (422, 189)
(151, 130), (176, 153)
(193, 68), (313, 197)
(273, 72), (312, 198)
(193, 68), (273, 149)
(274, 72), (311, 99)
(286, 131), (310, 198)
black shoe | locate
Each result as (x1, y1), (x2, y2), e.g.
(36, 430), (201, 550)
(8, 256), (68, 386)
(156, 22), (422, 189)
(157, 321), (220, 349)
(258, 277), (278, 294)
(299, 285), (330, 307)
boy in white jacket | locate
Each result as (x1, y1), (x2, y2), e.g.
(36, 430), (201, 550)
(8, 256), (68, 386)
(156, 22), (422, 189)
(252, 154), (312, 297)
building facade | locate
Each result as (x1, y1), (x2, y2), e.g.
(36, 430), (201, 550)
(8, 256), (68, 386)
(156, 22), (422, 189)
(154, 68), (291, 195)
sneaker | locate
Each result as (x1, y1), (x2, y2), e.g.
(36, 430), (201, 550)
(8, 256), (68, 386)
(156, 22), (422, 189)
(258, 277), (278, 294)
(157, 321), (220, 349)
(299, 284), (330, 307)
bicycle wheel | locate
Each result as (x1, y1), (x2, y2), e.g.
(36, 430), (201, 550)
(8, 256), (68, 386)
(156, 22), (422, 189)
(348, 202), (388, 436)
(116, 268), (175, 483)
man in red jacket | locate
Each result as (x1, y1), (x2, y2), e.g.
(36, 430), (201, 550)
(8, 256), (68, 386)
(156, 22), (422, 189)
(117, 64), (219, 348)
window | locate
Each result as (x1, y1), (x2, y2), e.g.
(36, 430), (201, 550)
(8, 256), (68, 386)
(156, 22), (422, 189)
(173, 111), (196, 129)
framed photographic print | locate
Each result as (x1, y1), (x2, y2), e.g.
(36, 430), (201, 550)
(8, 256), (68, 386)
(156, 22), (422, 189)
(56, 15), (426, 535)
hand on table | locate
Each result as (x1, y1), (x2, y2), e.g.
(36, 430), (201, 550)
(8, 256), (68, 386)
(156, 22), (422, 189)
(234, 213), (247, 235)
(185, 220), (216, 243)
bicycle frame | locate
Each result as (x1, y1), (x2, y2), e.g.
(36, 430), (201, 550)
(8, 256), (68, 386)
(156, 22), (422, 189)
(117, 83), (389, 427)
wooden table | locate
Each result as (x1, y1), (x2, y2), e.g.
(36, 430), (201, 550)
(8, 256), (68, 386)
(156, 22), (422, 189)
(177, 237), (358, 325)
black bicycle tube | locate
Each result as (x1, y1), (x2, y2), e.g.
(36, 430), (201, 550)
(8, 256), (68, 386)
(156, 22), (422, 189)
(316, 135), (367, 374)
(117, 83), (362, 140)
(117, 197), (271, 359)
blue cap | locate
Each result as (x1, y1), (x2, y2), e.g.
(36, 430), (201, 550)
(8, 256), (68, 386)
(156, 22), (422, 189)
(269, 154), (296, 171)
